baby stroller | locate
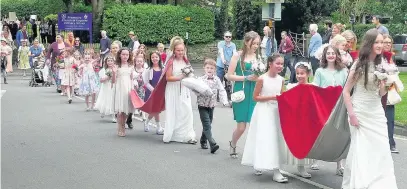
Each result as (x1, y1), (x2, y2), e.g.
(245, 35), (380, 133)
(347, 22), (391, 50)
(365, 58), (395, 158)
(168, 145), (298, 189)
(29, 56), (50, 87)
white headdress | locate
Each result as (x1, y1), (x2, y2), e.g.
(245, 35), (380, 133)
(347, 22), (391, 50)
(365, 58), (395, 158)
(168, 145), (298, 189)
(295, 61), (312, 71)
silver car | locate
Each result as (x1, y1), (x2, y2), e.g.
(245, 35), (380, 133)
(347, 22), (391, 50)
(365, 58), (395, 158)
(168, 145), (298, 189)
(393, 34), (407, 66)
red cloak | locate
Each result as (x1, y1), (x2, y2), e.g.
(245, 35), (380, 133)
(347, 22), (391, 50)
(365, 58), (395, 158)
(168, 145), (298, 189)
(276, 84), (343, 159)
(130, 56), (189, 114)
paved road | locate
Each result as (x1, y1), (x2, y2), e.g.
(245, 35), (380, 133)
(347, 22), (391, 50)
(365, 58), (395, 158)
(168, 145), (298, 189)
(2, 71), (406, 189)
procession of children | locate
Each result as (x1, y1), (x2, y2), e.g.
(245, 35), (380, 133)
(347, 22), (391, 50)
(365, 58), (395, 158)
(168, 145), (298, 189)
(34, 27), (402, 188)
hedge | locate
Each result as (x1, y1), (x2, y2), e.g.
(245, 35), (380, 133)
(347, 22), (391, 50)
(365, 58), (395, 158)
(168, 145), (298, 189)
(103, 4), (215, 44)
(1, 0), (66, 20)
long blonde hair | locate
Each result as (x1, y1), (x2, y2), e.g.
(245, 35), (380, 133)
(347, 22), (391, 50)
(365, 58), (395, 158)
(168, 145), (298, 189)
(240, 31), (260, 70)
(169, 36), (184, 52)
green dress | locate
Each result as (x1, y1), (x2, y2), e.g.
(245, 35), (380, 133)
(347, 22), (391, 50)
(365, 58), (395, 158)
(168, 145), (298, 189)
(232, 60), (256, 123)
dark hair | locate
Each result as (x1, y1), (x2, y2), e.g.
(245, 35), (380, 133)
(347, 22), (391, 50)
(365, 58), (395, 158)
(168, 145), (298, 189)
(267, 53), (283, 71)
(116, 47), (133, 68)
(320, 46), (345, 70)
(325, 20), (333, 28)
(103, 54), (115, 69)
(149, 51), (163, 69)
(354, 29), (383, 89)
(295, 64), (311, 74)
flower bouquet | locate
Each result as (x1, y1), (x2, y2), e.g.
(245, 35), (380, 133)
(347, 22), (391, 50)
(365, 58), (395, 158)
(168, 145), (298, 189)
(56, 55), (65, 69)
(105, 68), (113, 78)
(251, 58), (267, 76)
(72, 64), (78, 71)
(180, 65), (213, 96)
(374, 62), (399, 86)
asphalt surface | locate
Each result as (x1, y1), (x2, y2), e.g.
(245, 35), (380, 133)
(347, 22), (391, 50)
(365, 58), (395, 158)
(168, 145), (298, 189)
(2, 70), (406, 189)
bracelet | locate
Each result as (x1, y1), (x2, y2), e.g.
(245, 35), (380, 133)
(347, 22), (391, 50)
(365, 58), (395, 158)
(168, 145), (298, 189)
(244, 76), (248, 81)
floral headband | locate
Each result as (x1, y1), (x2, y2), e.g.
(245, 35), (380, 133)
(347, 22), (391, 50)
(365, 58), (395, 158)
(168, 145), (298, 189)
(295, 62), (312, 70)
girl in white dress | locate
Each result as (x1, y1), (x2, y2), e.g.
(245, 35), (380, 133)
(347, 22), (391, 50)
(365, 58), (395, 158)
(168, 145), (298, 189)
(61, 48), (76, 104)
(285, 62), (314, 178)
(112, 48), (135, 137)
(342, 29), (398, 189)
(73, 51), (82, 96)
(164, 37), (197, 144)
(95, 55), (116, 123)
(79, 49), (99, 111)
(133, 54), (147, 122)
(241, 54), (287, 183)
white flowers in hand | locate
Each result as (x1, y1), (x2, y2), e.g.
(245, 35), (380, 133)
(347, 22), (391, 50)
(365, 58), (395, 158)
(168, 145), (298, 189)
(373, 71), (388, 80)
(181, 65), (195, 77)
(251, 59), (266, 76)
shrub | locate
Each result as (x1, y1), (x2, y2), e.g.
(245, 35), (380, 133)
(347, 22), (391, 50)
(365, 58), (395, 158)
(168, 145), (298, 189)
(1, 0), (66, 20)
(44, 14), (58, 22)
(103, 4), (215, 44)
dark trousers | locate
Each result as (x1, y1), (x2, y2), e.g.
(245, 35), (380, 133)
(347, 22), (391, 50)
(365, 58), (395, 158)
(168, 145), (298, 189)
(310, 56), (319, 76)
(198, 106), (216, 145)
(279, 53), (294, 82)
(385, 105), (396, 148)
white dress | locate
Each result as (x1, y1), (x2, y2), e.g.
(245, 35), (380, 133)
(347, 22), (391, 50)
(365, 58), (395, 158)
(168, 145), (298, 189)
(95, 68), (115, 115)
(284, 83), (314, 166)
(241, 74), (286, 171)
(114, 65), (135, 114)
(163, 59), (196, 143)
(342, 63), (398, 189)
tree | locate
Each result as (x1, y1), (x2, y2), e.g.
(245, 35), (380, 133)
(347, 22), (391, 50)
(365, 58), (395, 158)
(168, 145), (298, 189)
(62, 0), (74, 12)
(233, 0), (262, 39)
(92, 0), (104, 42)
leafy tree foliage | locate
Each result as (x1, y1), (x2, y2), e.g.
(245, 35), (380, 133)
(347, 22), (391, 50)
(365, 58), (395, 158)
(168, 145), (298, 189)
(233, 0), (262, 39)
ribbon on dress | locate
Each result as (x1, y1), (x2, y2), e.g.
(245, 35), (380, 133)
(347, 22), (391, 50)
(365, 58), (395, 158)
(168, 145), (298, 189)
(277, 84), (350, 161)
(130, 55), (189, 114)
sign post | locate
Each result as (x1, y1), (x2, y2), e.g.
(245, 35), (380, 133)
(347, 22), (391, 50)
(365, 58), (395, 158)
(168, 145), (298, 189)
(58, 13), (93, 43)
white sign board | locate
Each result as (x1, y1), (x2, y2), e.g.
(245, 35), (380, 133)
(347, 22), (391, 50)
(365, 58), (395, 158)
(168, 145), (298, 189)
(30, 15), (37, 20)
(262, 3), (282, 21)
(8, 12), (16, 21)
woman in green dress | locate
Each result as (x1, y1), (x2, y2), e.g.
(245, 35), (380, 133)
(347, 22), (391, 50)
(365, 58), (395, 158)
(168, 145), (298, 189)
(226, 31), (261, 158)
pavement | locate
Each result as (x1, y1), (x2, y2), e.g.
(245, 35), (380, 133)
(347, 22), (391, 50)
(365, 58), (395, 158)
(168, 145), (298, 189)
(2, 69), (407, 189)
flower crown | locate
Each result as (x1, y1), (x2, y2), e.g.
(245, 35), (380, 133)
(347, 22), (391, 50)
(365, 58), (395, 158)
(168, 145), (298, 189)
(295, 61), (312, 70)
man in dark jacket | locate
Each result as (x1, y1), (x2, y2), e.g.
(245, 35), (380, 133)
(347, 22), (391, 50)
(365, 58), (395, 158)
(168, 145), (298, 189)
(322, 20), (332, 44)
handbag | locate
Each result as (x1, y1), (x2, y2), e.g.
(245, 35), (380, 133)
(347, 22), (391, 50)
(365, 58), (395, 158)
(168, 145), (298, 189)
(387, 87), (401, 105)
(231, 60), (246, 103)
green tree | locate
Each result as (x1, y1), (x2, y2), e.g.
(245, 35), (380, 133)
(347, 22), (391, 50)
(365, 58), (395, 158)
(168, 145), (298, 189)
(233, 0), (262, 39)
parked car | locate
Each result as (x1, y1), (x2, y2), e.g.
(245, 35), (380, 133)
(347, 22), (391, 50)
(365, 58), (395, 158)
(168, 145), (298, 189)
(393, 34), (407, 66)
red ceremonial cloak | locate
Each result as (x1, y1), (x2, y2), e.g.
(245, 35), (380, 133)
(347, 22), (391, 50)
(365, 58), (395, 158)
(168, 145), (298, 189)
(276, 84), (344, 159)
(130, 56), (189, 114)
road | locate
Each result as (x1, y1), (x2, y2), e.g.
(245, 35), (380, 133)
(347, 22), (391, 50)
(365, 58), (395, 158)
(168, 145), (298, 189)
(2, 70), (406, 189)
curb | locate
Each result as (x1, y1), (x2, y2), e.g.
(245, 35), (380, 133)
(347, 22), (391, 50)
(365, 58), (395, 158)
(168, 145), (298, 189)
(395, 124), (407, 137)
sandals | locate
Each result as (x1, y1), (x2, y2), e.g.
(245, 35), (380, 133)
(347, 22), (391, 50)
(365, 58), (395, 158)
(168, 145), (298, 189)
(336, 167), (344, 176)
(186, 139), (197, 144)
(229, 141), (238, 158)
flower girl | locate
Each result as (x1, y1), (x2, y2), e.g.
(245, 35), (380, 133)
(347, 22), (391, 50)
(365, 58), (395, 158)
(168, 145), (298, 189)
(73, 51), (82, 96)
(61, 48), (76, 104)
(241, 54), (287, 183)
(133, 55), (147, 122)
(95, 55), (117, 123)
(113, 48), (135, 137)
(285, 62), (314, 178)
(142, 52), (164, 134)
(79, 49), (99, 111)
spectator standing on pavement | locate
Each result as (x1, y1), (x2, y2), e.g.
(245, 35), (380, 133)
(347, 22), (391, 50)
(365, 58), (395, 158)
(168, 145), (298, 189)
(322, 20), (333, 44)
(65, 32), (75, 47)
(216, 31), (237, 83)
(372, 15), (389, 35)
(73, 37), (85, 55)
(308, 24), (322, 75)
(18, 39), (30, 77)
(99, 30), (111, 67)
(261, 26), (278, 61)
(39, 20), (49, 44)
(278, 31), (295, 82)
(16, 25), (29, 48)
(127, 31), (140, 52)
